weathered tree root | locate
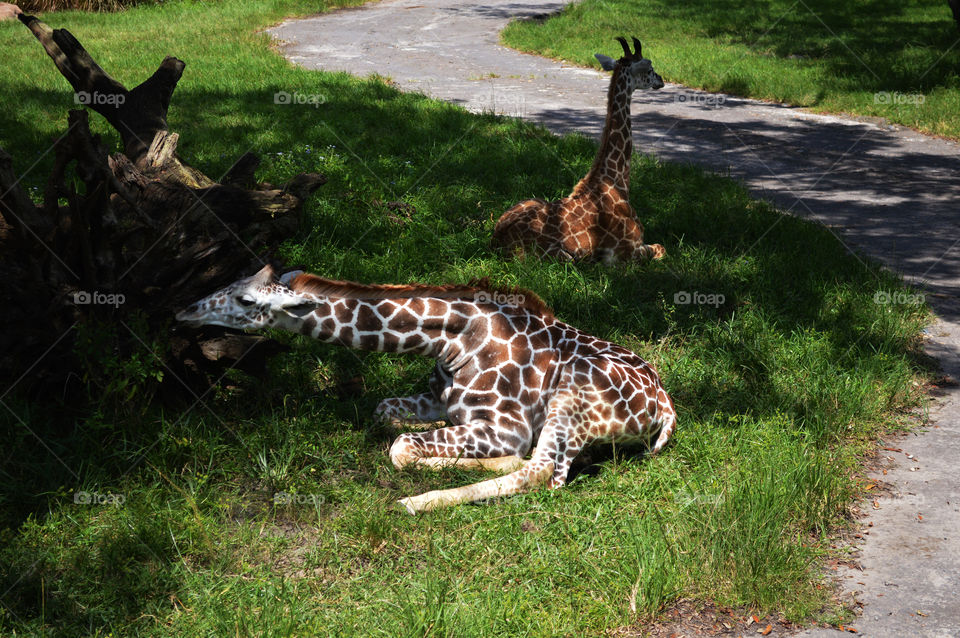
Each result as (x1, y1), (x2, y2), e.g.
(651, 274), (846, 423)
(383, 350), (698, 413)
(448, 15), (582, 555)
(0, 15), (326, 399)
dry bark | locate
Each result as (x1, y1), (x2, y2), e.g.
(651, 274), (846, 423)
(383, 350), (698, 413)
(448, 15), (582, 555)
(0, 15), (326, 399)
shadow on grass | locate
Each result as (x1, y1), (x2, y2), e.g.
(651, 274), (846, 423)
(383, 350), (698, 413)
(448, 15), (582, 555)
(529, 94), (960, 312)
(646, 0), (960, 94)
(0, 73), (942, 633)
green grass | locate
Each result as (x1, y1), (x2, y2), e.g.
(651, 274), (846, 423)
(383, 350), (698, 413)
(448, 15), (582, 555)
(502, 0), (960, 139)
(19, 0), (164, 12)
(0, 0), (933, 635)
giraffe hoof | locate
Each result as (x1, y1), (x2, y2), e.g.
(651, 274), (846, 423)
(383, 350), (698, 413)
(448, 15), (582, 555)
(397, 497), (419, 516)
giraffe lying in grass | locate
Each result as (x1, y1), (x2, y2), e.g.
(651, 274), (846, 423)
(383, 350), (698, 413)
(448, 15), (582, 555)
(492, 36), (666, 263)
(176, 265), (676, 513)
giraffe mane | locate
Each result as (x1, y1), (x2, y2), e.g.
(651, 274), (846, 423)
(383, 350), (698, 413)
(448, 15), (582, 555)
(287, 274), (554, 318)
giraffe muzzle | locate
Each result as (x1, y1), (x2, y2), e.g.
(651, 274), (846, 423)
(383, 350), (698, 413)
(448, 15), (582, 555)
(175, 304), (203, 325)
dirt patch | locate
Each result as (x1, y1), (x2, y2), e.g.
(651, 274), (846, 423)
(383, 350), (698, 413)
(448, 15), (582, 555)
(611, 599), (804, 637)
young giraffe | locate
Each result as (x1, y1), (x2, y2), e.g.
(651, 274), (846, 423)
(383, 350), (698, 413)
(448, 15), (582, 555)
(176, 264), (676, 514)
(492, 37), (666, 264)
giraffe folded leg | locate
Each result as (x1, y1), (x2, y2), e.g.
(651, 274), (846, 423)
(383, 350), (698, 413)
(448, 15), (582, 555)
(634, 242), (666, 261)
(389, 418), (532, 490)
(409, 455), (525, 473)
(388, 421), (531, 469)
(385, 419), (449, 432)
(374, 392), (446, 425)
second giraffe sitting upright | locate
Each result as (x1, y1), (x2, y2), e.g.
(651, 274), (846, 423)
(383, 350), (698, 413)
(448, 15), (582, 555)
(492, 37), (666, 264)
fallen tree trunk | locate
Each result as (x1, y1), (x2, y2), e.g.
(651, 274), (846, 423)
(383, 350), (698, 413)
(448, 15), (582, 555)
(0, 15), (325, 401)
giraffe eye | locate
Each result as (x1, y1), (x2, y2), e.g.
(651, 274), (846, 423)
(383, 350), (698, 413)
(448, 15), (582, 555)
(238, 295), (256, 307)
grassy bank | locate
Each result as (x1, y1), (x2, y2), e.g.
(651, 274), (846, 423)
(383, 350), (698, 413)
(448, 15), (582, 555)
(502, 0), (960, 139)
(0, 0), (931, 635)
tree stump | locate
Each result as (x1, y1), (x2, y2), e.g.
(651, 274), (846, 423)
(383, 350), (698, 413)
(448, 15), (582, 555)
(0, 15), (326, 401)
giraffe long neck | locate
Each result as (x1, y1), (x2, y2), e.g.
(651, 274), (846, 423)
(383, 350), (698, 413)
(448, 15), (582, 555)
(276, 296), (473, 365)
(584, 68), (633, 196)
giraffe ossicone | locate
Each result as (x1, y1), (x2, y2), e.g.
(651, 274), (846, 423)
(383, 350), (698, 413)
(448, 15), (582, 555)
(177, 264), (677, 514)
(492, 36), (667, 264)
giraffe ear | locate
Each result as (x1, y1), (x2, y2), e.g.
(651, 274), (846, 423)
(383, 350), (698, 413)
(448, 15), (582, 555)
(279, 270), (304, 286)
(595, 53), (617, 71)
(251, 263), (277, 286)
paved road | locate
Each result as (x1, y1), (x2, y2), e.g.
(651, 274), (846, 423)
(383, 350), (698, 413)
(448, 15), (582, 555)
(269, 2), (960, 635)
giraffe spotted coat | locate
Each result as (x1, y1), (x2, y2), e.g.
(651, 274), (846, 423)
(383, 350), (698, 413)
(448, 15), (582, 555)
(492, 36), (666, 264)
(176, 265), (676, 513)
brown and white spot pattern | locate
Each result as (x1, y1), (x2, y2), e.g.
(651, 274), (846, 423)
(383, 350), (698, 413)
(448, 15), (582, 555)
(492, 36), (667, 264)
(176, 264), (676, 513)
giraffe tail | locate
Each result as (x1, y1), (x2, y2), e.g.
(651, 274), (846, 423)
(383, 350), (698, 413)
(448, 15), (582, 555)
(648, 412), (676, 456)
(398, 459), (554, 515)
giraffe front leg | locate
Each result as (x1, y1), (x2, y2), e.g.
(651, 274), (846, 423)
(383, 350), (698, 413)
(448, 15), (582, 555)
(396, 415), (578, 514)
(389, 421), (529, 475)
(374, 364), (453, 428)
(398, 459), (553, 514)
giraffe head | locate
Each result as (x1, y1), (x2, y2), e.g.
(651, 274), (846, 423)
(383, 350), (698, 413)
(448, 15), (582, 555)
(595, 36), (664, 93)
(175, 264), (310, 330)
